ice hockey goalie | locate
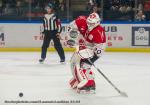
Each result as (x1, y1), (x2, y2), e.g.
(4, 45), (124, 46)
(68, 12), (106, 93)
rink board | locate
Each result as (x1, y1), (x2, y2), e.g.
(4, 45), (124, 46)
(0, 22), (150, 52)
(1, 47), (150, 52)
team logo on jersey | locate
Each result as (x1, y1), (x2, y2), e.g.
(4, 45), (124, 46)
(81, 26), (86, 31)
(88, 34), (93, 40)
(81, 27), (84, 31)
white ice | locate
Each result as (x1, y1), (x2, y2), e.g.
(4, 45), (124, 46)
(0, 52), (150, 105)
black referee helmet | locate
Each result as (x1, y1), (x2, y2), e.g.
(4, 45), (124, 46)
(45, 3), (54, 11)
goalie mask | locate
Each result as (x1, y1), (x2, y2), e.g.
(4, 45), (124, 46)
(86, 13), (101, 31)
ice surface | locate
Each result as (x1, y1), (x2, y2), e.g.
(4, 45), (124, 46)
(0, 52), (150, 105)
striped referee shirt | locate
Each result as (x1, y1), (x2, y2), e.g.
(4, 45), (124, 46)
(42, 13), (62, 33)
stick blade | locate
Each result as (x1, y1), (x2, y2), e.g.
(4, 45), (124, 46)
(120, 91), (128, 97)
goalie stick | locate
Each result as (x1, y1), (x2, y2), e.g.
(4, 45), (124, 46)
(88, 59), (128, 97)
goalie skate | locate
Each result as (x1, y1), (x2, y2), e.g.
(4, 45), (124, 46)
(76, 86), (96, 94)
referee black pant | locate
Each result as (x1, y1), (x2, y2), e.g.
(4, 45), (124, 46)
(41, 30), (65, 60)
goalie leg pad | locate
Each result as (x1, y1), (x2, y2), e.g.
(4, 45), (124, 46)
(69, 48), (96, 92)
(70, 52), (81, 78)
(69, 78), (78, 89)
(77, 68), (95, 89)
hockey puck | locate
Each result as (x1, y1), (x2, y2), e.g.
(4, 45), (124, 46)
(19, 92), (23, 97)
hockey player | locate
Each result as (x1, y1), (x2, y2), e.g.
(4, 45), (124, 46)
(67, 13), (106, 93)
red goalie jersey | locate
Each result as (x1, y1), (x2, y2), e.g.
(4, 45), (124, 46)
(75, 14), (106, 44)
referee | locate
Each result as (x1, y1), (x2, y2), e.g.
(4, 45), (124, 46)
(39, 3), (65, 63)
